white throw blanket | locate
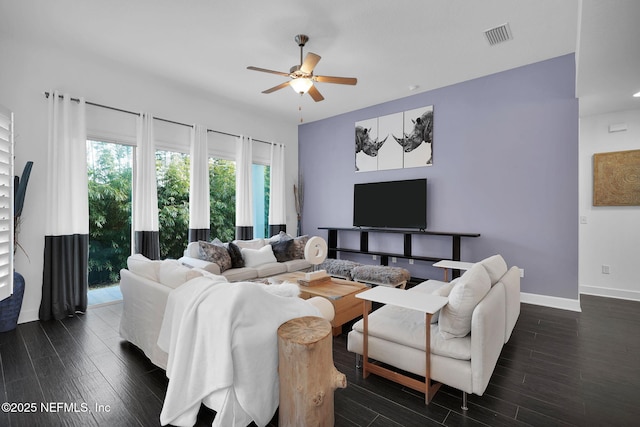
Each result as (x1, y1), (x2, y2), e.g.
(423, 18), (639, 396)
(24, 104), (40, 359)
(157, 278), (320, 427)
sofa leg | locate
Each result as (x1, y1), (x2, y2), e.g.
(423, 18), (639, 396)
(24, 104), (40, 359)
(355, 354), (362, 369)
(461, 391), (468, 411)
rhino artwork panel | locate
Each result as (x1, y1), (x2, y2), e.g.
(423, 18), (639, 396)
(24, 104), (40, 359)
(394, 105), (434, 168)
(355, 118), (384, 172)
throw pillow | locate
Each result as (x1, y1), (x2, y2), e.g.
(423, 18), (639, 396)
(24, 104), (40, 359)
(439, 263), (491, 339)
(271, 239), (296, 262)
(233, 238), (266, 250)
(430, 280), (457, 324)
(225, 241), (245, 268)
(198, 240), (232, 273)
(267, 231), (293, 244)
(241, 245), (278, 268)
(291, 235), (309, 260)
(478, 254), (508, 285)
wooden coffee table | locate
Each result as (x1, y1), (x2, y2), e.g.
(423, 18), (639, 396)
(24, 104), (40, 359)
(269, 271), (370, 336)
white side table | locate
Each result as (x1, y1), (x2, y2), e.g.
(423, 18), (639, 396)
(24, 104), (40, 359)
(432, 260), (475, 281)
(356, 286), (448, 404)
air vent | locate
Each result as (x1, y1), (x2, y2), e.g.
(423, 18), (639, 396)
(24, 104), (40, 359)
(484, 23), (512, 46)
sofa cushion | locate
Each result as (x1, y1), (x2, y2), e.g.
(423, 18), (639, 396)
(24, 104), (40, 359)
(233, 238), (266, 250)
(479, 254), (508, 285)
(271, 239), (296, 262)
(158, 260), (203, 289)
(283, 258), (312, 273)
(241, 245), (278, 268)
(127, 254), (161, 282)
(352, 305), (471, 360)
(439, 263), (491, 339)
(198, 241), (232, 272)
(254, 262), (287, 277)
(221, 267), (258, 282)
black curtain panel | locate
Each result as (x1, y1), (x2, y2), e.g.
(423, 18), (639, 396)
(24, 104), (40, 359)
(40, 234), (89, 321)
(268, 224), (286, 237)
(189, 228), (210, 243)
(235, 226), (253, 241)
(135, 230), (161, 260)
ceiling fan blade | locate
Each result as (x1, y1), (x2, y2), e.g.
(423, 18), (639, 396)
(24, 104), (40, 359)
(314, 75), (357, 85)
(247, 66), (290, 77)
(308, 85), (324, 102)
(262, 81), (291, 94)
(300, 52), (321, 74)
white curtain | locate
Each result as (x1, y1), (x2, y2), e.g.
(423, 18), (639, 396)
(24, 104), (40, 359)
(134, 112), (160, 259)
(235, 135), (253, 239)
(40, 91), (89, 320)
(189, 125), (210, 242)
(268, 143), (286, 235)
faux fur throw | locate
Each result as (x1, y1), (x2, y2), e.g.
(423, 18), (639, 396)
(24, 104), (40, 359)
(319, 259), (363, 280)
(352, 265), (411, 284)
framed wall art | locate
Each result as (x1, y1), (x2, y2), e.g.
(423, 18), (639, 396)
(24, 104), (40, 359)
(355, 105), (433, 172)
(593, 149), (640, 206)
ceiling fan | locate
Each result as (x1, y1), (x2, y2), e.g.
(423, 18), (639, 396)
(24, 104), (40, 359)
(247, 34), (357, 102)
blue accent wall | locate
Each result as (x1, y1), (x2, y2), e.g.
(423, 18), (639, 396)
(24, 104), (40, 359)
(299, 54), (578, 300)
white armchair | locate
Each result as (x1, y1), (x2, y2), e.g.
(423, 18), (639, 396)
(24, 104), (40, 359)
(347, 255), (520, 409)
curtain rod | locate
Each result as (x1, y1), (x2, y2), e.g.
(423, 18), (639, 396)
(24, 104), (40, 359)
(42, 91), (279, 146)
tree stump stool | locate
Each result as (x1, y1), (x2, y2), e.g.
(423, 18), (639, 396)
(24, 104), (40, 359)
(277, 316), (347, 427)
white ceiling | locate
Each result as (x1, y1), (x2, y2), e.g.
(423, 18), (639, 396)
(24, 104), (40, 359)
(1, 0), (638, 123)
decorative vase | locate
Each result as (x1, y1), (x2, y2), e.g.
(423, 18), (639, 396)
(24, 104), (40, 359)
(0, 271), (25, 332)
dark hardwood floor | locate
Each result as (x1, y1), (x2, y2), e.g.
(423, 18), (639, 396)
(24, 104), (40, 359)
(1, 294), (639, 426)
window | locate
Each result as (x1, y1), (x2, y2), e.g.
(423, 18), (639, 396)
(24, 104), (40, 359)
(156, 150), (190, 259)
(207, 158), (271, 241)
(208, 158), (236, 242)
(252, 164), (270, 238)
(87, 140), (133, 288)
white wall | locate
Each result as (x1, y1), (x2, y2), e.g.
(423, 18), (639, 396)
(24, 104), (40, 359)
(579, 108), (640, 301)
(0, 35), (299, 323)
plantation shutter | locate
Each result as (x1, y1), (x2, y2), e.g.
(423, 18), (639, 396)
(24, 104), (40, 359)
(0, 105), (14, 302)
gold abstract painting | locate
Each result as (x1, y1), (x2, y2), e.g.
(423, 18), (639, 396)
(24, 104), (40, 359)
(593, 149), (640, 206)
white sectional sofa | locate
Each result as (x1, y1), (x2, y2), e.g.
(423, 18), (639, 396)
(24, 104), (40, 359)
(347, 255), (520, 407)
(119, 254), (334, 370)
(178, 235), (312, 282)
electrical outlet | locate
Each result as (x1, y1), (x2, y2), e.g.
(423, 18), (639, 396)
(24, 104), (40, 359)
(391, 257), (397, 263)
(602, 265), (610, 274)
(519, 268), (525, 278)
(372, 255), (377, 261)
(409, 259), (414, 265)
(580, 216), (588, 224)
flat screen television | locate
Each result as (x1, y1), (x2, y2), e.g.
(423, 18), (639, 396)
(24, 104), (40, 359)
(353, 178), (427, 229)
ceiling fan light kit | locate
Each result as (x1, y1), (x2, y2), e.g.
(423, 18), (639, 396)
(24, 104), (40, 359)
(290, 77), (313, 94)
(247, 34), (357, 102)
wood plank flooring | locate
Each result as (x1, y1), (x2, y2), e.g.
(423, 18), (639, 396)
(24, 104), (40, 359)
(1, 294), (638, 426)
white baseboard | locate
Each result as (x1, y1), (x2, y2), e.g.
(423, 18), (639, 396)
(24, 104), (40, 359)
(579, 285), (640, 302)
(520, 292), (582, 312)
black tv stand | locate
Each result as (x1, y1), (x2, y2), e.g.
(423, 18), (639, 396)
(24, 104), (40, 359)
(318, 227), (480, 279)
